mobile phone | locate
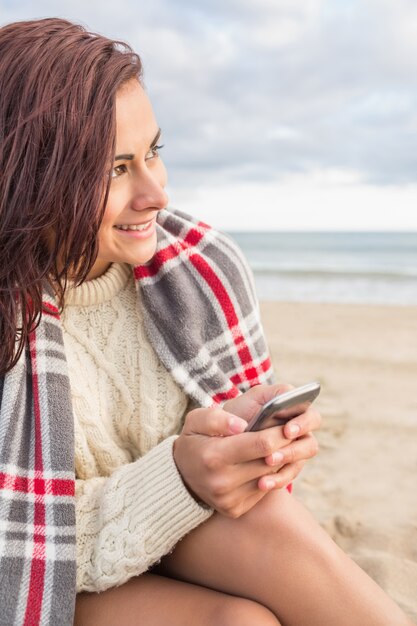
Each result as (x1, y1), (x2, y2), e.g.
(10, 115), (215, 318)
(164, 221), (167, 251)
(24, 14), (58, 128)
(245, 381), (321, 432)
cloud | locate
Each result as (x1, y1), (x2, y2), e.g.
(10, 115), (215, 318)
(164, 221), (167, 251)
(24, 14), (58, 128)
(170, 174), (417, 232)
(1, 0), (416, 194)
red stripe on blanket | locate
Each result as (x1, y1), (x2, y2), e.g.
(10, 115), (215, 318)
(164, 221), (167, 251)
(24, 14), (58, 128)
(23, 559), (46, 626)
(134, 221), (211, 279)
(189, 252), (239, 325)
(134, 216), (273, 396)
(230, 357), (272, 386)
(24, 333), (46, 626)
(187, 252), (263, 386)
(212, 387), (241, 404)
(41, 301), (60, 317)
(183, 222), (210, 246)
(211, 358), (272, 404)
(0, 472), (74, 496)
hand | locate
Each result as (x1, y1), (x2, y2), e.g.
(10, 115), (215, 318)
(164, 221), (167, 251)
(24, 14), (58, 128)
(173, 406), (271, 518)
(223, 383), (321, 490)
(173, 386), (320, 518)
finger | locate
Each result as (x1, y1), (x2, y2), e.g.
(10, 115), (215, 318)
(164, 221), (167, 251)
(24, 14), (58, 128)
(184, 407), (247, 437)
(264, 433), (319, 467)
(258, 460), (306, 492)
(232, 486), (267, 517)
(225, 457), (287, 487)
(283, 406), (322, 440)
(247, 382), (294, 406)
(221, 426), (287, 464)
(213, 478), (266, 518)
(223, 383), (294, 424)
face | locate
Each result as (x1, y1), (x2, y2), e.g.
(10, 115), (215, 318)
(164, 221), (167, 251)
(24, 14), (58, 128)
(87, 79), (168, 280)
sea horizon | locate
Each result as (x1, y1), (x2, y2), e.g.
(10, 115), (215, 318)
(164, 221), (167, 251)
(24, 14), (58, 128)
(226, 231), (417, 305)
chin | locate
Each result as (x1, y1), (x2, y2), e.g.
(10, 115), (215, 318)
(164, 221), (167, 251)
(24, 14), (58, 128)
(131, 237), (158, 266)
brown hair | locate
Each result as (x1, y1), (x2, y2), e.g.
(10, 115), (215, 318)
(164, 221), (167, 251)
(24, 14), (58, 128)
(0, 18), (142, 375)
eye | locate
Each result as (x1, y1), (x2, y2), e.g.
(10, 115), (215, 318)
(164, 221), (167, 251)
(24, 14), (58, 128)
(111, 164), (128, 179)
(145, 144), (164, 161)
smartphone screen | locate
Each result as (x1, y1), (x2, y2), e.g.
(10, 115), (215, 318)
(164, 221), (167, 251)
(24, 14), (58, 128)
(245, 382), (321, 432)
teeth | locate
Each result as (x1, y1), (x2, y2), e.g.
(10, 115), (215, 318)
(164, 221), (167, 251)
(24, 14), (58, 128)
(116, 222), (151, 231)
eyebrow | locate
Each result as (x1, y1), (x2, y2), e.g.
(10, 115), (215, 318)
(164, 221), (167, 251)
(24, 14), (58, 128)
(114, 128), (162, 161)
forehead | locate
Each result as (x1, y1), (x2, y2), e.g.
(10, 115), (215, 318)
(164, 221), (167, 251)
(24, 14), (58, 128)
(115, 80), (158, 148)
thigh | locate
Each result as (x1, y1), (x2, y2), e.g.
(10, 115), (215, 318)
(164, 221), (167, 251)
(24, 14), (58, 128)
(154, 489), (320, 599)
(155, 490), (412, 626)
(74, 572), (280, 626)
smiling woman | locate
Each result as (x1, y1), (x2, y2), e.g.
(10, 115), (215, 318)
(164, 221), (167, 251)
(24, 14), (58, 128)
(86, 82), (168, 279)
(0, 17), (414, 626)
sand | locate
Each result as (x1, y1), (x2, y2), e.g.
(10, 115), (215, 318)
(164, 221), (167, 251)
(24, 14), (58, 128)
(260, 301), (417, 621)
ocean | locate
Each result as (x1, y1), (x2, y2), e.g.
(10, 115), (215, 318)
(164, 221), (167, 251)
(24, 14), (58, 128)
(226, 231), (417, 305)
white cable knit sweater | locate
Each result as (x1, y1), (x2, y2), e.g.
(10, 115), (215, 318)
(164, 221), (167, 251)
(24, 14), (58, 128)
(60, 263), (212, 593)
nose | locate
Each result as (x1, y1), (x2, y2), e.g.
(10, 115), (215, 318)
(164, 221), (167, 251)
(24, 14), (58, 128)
(130, 163), (169, 212)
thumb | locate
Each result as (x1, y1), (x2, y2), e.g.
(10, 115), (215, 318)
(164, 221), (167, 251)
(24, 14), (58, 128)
(184, 407), (247, 437)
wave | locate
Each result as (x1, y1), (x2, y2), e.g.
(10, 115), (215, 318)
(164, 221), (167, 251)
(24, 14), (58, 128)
(251, 265), (417, 281)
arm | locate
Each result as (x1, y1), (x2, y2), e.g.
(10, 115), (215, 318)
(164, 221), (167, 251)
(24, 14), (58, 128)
(75, 436), (212, 593)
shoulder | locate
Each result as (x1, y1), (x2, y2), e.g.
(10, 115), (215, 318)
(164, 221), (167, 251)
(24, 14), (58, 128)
(156, 207), (250, 271)
(152, 206), (258, 308)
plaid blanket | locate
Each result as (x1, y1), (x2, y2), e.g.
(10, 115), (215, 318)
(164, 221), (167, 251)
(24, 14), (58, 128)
(0, 208), (274, 625)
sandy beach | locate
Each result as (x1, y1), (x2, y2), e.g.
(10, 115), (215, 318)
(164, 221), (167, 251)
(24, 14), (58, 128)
(261, 301), (417, 621)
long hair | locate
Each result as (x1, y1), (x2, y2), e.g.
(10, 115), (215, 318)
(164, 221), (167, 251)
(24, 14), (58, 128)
(0, 18), (143, 375)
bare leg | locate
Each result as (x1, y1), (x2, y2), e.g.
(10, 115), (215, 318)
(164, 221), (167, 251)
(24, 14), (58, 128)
(155, 490), (414, 626)
(74, 572), (281, 626)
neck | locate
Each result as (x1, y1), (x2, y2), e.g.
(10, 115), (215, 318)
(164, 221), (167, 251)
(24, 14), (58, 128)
(85, 260), (111, 281)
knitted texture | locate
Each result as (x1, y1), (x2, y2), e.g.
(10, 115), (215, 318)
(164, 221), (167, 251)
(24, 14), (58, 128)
(61, 262), (189, 474)
(0, 208), (274, 625)
(61, 262), (206, 591)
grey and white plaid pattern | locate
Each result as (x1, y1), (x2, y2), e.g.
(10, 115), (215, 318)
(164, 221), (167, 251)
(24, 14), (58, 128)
(0, 307), (76, 626)
(0, 208), (274, 624)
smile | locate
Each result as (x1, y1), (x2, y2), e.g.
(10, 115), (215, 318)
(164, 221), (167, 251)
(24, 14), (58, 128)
(114, 220), (153, 231)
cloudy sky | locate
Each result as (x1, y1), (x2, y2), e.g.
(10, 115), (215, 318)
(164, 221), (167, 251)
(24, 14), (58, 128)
(1, 0), (417, 230)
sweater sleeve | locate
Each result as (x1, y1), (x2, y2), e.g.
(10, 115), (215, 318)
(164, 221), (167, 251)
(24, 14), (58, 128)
(75, 435), (213, 593)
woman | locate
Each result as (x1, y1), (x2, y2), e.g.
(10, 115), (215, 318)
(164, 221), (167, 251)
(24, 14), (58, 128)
(0, 18), (413, 626)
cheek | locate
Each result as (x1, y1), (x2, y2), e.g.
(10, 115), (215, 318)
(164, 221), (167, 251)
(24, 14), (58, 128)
(100, 195), (122, 229)
(156, 160), (168, 187)
(96, 206), (119, 248)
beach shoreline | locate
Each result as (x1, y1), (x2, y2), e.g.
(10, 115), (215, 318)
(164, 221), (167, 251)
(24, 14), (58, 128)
(260, 300), (417, 620)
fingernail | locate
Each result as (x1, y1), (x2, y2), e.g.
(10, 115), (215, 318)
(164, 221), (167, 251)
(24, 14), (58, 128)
(264, 478), (275, 490)
(271, 451), (284, 465)
(287, 423), (300, 437)
(228, 417), (246, 434)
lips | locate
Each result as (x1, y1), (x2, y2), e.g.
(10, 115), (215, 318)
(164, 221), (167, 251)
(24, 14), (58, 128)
(114, 219), (153, 231)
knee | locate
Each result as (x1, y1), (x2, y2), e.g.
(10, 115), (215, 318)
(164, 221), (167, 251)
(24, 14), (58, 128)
(240, 489), (323, 558)
(211, 597), (280, 626)
(243, 489), (296, 536)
